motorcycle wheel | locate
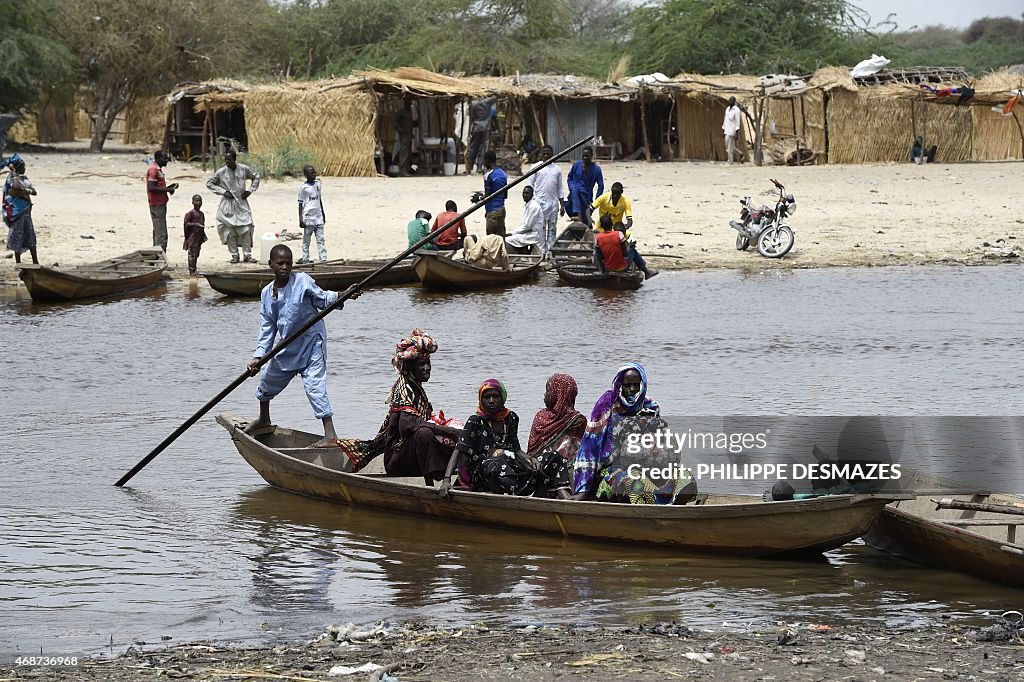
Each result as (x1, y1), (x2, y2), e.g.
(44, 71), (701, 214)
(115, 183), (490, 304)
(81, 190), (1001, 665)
(756, 225), (795, 258)
(736, 234), (750, 251)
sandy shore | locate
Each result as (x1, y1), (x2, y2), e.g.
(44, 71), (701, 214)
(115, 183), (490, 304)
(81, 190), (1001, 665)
(4, 619), (1023, 680)
(3, 143), (1023, 284)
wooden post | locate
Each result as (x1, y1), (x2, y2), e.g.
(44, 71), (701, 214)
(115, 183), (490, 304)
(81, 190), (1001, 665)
(666, 94), (676, 161)
(639, 88), (652, 162)
(459, 97), (467, 173)
(530, 98), (545, 147)
(161, 103), (173, 152)
(550, 96), (568, 151)
(201, 108), (209, 172)
(210, 106), (219, 162)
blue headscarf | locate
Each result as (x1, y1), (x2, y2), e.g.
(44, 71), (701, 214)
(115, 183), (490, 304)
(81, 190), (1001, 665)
(572, 362), (660, 496)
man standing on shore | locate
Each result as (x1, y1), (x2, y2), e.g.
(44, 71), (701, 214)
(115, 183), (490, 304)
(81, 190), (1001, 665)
(466, 95), (497, 174)
(297, 165), (327, 264)
(525, 144), (564, 256)
(722, 96), (743, 164)
(482, 150), (507, 237)
(146, 150), (178, 252)
(207, 149), (260, 263)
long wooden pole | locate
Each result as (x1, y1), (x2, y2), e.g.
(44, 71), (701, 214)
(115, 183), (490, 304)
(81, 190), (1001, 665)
(932, 498), (1024, 517)
(639, 87), (652, 162)
(115, 134), (595, 487)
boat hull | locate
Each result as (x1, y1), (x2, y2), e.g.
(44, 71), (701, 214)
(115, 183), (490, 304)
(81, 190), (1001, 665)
(863, 495), (1024, 586)
(414, 251), (540, 291)
(17, 249), (167, 302)
(557, 263), (645, 290)
(204, 258), (418, 296)
(218, 414), (897, 557)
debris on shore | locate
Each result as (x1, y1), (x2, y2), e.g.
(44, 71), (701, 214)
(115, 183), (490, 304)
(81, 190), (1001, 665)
(5, 618), (1024, 681)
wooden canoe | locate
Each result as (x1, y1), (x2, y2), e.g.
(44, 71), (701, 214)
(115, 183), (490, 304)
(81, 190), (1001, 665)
(862, 471), (1024, 586)
(217, 413), (903, 557)
(204, 257), (419, 297)
(16, 249), (168, 302)
(414, 249), (542, 291)
(551, 224), (645, 290)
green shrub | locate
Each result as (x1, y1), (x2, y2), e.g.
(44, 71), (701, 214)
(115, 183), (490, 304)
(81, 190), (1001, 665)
(233, 138), (315, 179)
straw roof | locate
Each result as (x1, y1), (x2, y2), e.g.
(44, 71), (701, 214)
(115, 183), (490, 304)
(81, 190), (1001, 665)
(808, 66), (857, 93)
(355, 67), (511, 97)
(484, 73), (638, 100)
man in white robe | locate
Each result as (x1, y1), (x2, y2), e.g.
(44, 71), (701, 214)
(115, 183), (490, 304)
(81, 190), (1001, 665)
(207, 149), (261, 263)
(525, 144), (564, 256)
(505, 186), (544, 253)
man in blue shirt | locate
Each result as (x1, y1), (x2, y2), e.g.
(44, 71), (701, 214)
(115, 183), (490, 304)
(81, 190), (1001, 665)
(482, 150), (507, 237)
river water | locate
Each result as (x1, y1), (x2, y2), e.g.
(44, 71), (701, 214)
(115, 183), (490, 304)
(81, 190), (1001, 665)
(2, 266), (1023, 660)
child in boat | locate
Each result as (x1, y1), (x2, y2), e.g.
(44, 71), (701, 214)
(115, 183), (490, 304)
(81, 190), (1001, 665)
(244, 244), (359, 447)
(438, 379), (570, 498)
(182, 194), (207, 276)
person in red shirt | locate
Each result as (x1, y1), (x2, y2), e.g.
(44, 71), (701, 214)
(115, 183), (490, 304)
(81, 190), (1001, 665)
(593, 215), (658, 278)
(182, 194), (207, 276)
(146, 150), (178, 252)
(431, 200), (467, 251)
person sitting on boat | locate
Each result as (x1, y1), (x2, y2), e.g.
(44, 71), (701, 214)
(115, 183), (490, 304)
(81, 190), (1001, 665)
(438, 379), (570, 498)
(407, 210), (436, 250)
(336, 329), (460, 484)
(462, 233), (510, 270)
(571, 362), (695, 504)
(431, 200), (467, 252)
(527, 373), (587, 462)
(244, 244), (358, 448)
(505, 185), (544, 255)
(593, 216), (658, 280)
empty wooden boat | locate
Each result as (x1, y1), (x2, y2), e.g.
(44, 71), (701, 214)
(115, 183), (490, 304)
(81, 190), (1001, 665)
(414, 249), (542, 292)
(217, 414), (903, 558)
(17, 249), (168, 302)
(862, 471), (1024, 586)
(204, 257), (419, 297)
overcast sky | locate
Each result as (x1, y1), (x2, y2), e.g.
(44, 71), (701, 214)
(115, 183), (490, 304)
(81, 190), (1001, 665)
(851, 0), (1023, 29)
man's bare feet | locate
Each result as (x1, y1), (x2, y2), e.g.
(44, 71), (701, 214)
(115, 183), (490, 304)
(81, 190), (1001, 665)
(243, 416), (270, 435)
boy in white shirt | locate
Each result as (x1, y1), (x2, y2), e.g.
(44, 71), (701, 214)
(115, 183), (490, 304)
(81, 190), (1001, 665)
(297, 165), (327, 263)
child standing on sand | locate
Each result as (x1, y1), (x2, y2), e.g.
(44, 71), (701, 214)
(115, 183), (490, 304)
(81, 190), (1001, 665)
(182, 194), (207, 276)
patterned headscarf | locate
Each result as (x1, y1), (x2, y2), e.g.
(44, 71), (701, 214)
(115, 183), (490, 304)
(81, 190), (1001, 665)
(528, 374), (585, 454)
(573, 362), (660, 496)
(476, 378), (510, 420)
(392, 328), (437, 373)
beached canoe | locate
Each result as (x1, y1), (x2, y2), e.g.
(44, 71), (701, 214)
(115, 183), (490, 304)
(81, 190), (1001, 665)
(217, 413), (903, 557)
(557, 262), (645, 290)
(414, 250), (542, 292)
(16, 249), (168, 302)
(204, 257), (419, 297)
(862, 471), (1024, 586)
(550, 224), (645, 290)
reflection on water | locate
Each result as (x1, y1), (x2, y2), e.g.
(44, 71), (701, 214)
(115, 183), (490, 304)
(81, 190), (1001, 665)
(2, 266), (1024, 658)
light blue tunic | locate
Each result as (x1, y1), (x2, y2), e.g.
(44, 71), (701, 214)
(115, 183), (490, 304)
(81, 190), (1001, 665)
(254, 272), (338, 372)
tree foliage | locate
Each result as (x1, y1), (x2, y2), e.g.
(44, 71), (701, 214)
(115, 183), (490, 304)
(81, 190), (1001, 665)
(627, 0), (868, 75)
(0, 2), (72, 113)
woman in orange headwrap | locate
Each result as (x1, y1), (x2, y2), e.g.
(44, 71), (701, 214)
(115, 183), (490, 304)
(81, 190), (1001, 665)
(336, 328), (460, 484)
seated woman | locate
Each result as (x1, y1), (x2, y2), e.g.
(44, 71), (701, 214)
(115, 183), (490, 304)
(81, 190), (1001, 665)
(527, 373), (586, 462)
(572, 362), (694, 504)
(438, 379), (569, 498)
(336, 328), (459, 484)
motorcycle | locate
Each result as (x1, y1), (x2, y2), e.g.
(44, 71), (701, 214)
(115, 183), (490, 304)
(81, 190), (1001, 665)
(729, 178), (796, 258)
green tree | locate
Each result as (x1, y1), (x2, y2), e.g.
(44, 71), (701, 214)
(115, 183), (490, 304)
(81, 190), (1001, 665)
(628, 0), (867, 75)
(0, 2), (73, 113)
(56, 0), (280, 151)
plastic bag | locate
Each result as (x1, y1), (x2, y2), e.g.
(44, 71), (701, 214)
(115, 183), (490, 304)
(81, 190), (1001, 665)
(850, 54), (890, 78)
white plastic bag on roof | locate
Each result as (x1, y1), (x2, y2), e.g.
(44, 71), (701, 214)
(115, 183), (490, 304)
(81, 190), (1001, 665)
(850, 55), (890, 78)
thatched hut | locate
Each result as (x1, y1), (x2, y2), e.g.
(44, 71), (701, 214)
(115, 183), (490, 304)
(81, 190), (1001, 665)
(658, 74), (761, 162)
(166, 78), (377, 176)
(810, 66), (1023, 163)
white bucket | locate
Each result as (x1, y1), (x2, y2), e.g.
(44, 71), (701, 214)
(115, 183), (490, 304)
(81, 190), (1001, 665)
(443, 162), (456, 177)
(259, 232), (285, 263)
